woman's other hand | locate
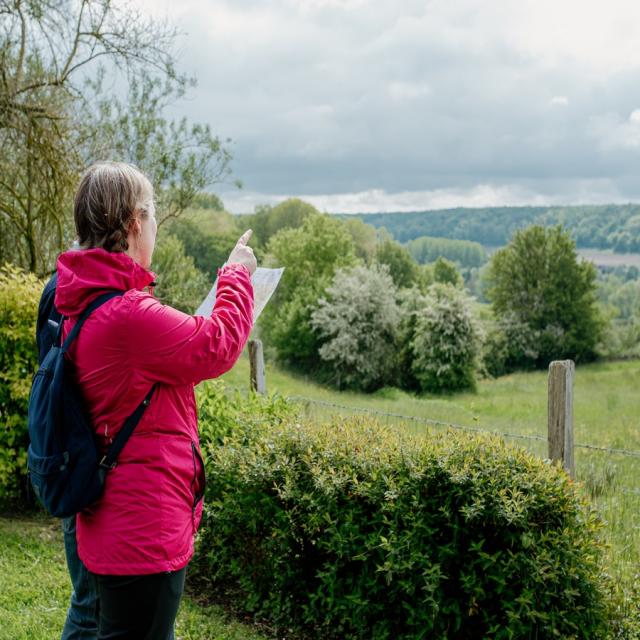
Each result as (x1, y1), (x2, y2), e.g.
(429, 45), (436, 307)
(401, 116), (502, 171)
(227, 229), (257, 275)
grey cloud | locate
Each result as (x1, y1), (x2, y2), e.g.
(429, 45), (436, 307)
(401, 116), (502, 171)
(162, 0), (640, 204)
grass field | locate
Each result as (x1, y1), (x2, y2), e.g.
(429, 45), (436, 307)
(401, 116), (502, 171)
(221, 353), (640, 587)
(3, 357), (637, 638)
(0, 515), (270, 640)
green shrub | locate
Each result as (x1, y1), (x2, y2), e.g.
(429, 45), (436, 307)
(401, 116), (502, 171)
(373, 239), (420, 289)
(0, 265), (43, 506)
(194, 418), (618, 639)
(195, 379), (296, 450)
(410, 283), (481, 393)
(482, 313), (540, 377)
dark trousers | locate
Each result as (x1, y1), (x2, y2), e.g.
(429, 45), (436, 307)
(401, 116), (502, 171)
(93, 568), (186, 640)
(61, 516), (99, 639)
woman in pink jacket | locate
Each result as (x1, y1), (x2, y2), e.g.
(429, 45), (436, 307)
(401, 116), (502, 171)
(54, 161), (255, 638)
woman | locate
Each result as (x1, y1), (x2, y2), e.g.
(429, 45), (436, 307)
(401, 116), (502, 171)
(53, 161), (255, 638)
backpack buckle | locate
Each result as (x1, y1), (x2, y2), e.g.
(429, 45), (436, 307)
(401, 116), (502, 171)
(99, 455), (117, 470)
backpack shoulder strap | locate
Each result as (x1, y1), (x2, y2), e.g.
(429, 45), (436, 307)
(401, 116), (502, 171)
(99, 384), (158, 471)
(60, 291), (124, 353)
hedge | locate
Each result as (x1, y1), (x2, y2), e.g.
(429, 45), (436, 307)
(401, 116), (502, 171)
(0, 265), (42, 507)
(194, 417), (622, 639)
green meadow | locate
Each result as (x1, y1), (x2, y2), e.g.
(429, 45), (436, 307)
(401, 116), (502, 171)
(222, 354), (640, 587)
(2, 358), (637, 639)
(0, 516), (270, 640)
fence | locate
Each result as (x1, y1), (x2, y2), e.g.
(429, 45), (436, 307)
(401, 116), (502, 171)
(248, 340), (640, 475)
(245, 340), (640, 577)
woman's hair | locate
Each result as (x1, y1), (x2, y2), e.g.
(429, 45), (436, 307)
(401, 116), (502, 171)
(74, 161), (154, 252)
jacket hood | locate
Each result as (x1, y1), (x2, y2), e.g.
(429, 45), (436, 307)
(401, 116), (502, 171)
(55, 248), (155, 316)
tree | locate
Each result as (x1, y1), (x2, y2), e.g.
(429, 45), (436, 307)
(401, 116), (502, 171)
(89, 74), (236, 228)
(406, 235), (487, 268)
(374, 239), (420, 289)
(410, 284), (481, 393)
(259, 214), (358, 368)
(246, 198), (319, 249)
(486, 225), (603, 367)
(151, 233), (209, 313)
(432, 257), (462, 287)
(342, 216), (378, 263)
(310, 264), (401, 391)
(167, 218), (238, 280)
(0, 0), (234, 274)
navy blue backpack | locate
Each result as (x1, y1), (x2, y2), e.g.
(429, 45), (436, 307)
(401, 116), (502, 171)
(27, 291), (155, 518)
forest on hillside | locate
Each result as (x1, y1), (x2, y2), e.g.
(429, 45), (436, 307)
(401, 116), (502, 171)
(347, 204), (640, 252)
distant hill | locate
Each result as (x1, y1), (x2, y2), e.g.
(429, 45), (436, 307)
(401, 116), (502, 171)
(343, 204), (640, 252)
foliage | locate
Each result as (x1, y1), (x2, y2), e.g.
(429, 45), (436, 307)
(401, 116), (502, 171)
(410, 284), (481, 393)
(352, 204), (640, 252)
(0, 265), (42, 506)
(260, 214), (358, 369)
(395, 287), (425, 391)
(310, 265), (401, 391)
(246, 198), (319, 249)
(0, 0), (233, 275)
(598, 275), (640, 320)
(195, 379), (296, 451)
(263, 288), (326, 367)
(596, 274), (640, 359)
(90, 74), (236, 228)
(432, 256), (463, 287)
(168, 217), (239, 280)
(195, 417), (618, 639)
(373, 239), (419, 289)
(151, 234), (210, 313)
(406, 235), (488, 267)
(486, 225), (604, 369)
(192, 192), (225, 211)
(481, 313), (542, 377)
(342, 217), (379, 263)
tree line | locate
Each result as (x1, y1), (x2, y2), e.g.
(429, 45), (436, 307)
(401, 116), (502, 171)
(154, 198), (604, 394)
(351, 204), (640, 252)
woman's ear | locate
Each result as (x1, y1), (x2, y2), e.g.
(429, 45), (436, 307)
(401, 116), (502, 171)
(128, 216), (142, 236)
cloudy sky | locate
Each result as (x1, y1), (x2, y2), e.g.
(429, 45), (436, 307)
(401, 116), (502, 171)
(133, 0), (640, 213)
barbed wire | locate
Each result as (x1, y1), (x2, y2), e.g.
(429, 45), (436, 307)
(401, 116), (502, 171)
(287, 394), (640, 460)
(217, 383), (640, 459)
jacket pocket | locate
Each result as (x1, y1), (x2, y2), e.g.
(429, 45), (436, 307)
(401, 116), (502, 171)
(190, 441), (206, 510)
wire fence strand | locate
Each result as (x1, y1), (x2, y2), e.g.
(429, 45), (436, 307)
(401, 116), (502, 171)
(287, 394), (640, 460)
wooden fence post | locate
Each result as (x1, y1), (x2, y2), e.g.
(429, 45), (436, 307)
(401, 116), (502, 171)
(248, 339), (266, 394)
(548, 360), (575, 478)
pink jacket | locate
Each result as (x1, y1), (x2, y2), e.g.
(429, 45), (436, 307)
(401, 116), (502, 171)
(54, 248), (253, 575)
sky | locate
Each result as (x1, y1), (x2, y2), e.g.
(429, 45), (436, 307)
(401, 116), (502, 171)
(132, 0), (640, 213)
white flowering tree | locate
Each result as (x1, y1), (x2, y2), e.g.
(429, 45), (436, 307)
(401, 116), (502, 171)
(310, 264), (401, 391)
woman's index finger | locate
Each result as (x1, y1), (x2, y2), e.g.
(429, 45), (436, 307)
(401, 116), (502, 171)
(237, 229), (253, 246)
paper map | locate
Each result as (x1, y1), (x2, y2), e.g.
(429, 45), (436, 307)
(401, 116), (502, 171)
(195, 267), (285, 323)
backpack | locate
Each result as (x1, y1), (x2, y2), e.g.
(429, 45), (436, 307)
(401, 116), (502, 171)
(27, 290), (155, 518)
